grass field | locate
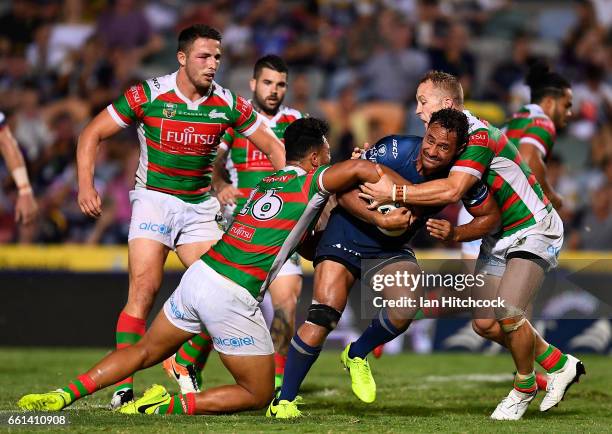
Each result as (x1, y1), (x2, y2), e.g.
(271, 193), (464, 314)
(0, 348), (610, 433)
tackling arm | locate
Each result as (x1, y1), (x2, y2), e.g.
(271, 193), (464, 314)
(360, 168), (479, 207)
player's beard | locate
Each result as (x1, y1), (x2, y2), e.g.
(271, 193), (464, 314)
(254, 93), (282, 116)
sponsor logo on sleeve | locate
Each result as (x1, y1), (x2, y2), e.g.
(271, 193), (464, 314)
(126, 84), (148, 110)
(392, 139), (398, 158)
(469, 131), (489, 147)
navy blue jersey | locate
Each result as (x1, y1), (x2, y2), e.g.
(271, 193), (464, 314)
(315, 135), (490, 276)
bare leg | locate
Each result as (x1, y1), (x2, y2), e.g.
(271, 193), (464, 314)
(495, 259), (545, 374)
(298, 260), (354, 346)
(192, 353), (274, 414)
(88, 311), (194, 389)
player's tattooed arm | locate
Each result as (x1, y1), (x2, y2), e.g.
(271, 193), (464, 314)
(270, 308), (292, 356)
(519, 143), (563, 210)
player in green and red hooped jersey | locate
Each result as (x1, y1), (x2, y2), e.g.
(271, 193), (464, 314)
(75, 24), (286, 409)
(503, 61), (573, 210)
(18, 118), (403, 415)
(168, 56), (303, 392)
(360, 71), (582, 419)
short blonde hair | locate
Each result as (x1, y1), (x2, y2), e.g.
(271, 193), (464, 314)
(419, 71), (464, 105)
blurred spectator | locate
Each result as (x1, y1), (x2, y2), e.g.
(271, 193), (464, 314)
(568, 184), (612, 250)
(95, 0), (163, 62)
(360, 17), (429, 103)
(427, 21), (476, 96)
(570, 63), (612, 143)
(0, 0), (41, 56)
(12, 85), (54, 161)
(485, 32), (533, 104)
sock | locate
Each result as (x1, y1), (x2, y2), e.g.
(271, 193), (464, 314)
(62, 374), (97, 403)
(176, 330), (213, 370)
(156, 393), (196, 415)
(114, 311), (145, 393)
(535, 371), (548, 390)
(274, 352), (287, 388)
(514, 371), (537, 394)
(536, 344), (568, 373)
(278, 335), (322, 402)
(348, 309), (406, 359)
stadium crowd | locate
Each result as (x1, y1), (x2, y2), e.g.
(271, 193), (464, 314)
(0, 0), (610, 248)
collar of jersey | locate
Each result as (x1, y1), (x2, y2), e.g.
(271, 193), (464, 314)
(249, 98), (286, 127)
(282, 165), (306, 176)
(172, 71), (215, 110)
(524, 103), (546, 117)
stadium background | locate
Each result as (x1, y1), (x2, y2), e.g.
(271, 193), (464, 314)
(0, 0), (610, 356)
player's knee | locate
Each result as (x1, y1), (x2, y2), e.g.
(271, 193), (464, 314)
(472, 318), (497, 337)
(495, 304), (527, 333)
(306, 303), (342, 332)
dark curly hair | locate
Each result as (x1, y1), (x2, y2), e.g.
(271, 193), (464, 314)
(428, 108), (470, 155)
(284, 118), (329, 161)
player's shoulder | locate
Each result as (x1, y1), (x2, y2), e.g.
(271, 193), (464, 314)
(210, 81), (238, 108)
(523, 104), (556, 134)
(464, 110), (490, 134)
(279, 105), (303, 120)
(365, 134), (421, 162)
(142, 72), (176, 102)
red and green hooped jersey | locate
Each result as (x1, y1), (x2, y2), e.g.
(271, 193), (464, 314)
(202, 165), (329, 299)
(220, 105), (302, 214)
(502, 104), (556, 160)
(451, 111), (552, 238)
(107, 71), (261, 204)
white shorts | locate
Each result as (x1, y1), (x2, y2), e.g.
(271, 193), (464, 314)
(163, 260), (274, 356)
(128, 189), (224, 250)
(277, 252), (303, 277)
(457, 203), (482, 257)
(476, 210), (564, 277)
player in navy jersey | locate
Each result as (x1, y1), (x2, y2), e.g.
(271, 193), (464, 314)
(268, 109), (502, 418)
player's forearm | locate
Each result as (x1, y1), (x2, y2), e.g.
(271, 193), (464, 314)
(76, 129), (100, 189)
(403, 179), (463, 206)
(266, 141), (286, 170)
(337, 188), (381, 225)
(453, 215), (497, 242)
(0, 128), (32, 193)
(212, 148), (231, 191)
(523, 149), (562, 209)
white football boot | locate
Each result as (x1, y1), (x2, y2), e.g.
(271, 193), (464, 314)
(490, 388), (537, 420)
(540, 354), (585, 412)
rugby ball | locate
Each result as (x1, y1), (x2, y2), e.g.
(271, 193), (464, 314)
(376, 203), (409, 237)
